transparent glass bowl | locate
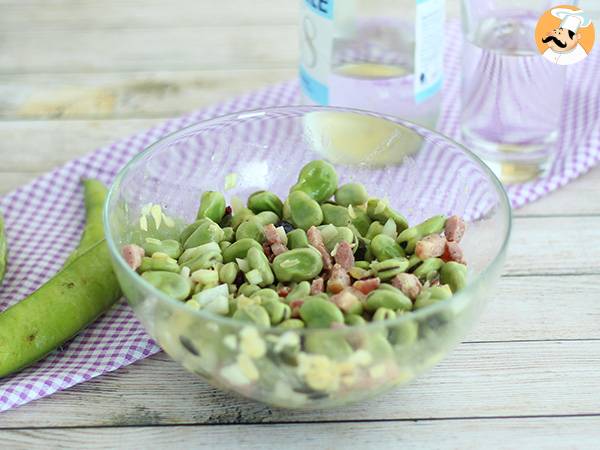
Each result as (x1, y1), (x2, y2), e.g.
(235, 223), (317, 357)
(104, 106), (511, 409)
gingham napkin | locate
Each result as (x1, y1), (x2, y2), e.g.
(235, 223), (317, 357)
(1, 26), (599, 412)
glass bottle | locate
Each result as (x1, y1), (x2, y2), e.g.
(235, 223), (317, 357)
(299, 0), (446, 129)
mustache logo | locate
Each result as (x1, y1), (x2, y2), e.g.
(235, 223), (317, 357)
(542, 35), (568, 48)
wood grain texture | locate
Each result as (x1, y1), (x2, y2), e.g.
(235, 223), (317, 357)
(1, 340), (599, 428)
(0, 27), (298, 74)
(2, 416), (600, 449)
(0, 69), (295, 120)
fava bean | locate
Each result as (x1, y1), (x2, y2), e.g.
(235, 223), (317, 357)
(232, 304), (270, 327)
(278, 318), (305, 329)
(142, 271), (192, 301)
(414, 284), (453, 309)
(287, 228), (309, 249)
(142, 238), (182, 259)
(222, 238), (263, 263)
(235, 217), (266, 243)
(335, 183), (368, 206)
(178, 242), (223, 271)
(287, 191), (323, 230)
(321, 203), (351, 227)
(272, 247), (323, 282)
(299, 297), (344, 328)
(412, 257), (444, 281)
(370, 234), (405, 261)
(255, 211), (280, 226)
(366, 198), (408, 231)
(184, 218), (224, 249)
(365, 285), (412, 312)
(138, 254), (181, 273)
(440, 261), (467, 293)
(290, 160), (338, 203)
(370, 257), (409, 281)
(197, 191), (226, 223)
(247, 190), (284, 217)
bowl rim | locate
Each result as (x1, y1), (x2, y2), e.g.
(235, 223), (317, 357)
(103, 105), (512, 335)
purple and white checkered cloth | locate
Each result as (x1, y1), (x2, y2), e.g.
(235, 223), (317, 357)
(1, 28), (600, 412)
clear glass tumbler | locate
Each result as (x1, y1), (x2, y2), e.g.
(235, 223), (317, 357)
(460, 0), (568, 183)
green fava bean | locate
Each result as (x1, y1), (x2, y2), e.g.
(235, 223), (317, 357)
(414, 285), (453, 309)
(370, 257), (409, 280)
(365, 221), (384, 240)
(290, 159), (338, 203)
(389, 318), (419, 346)
(222, 238), (263, 263)
(373, 307), (396, 321)
(278, 319), (305, 329)
(219, 241), (231, 252)
(231, 207), (255, 230)
(232, 304), (270, 327)
(370, 234), (405, 261)
(142, 238), (182, 259)
(345, 314), (366, 326)
(247, 190), (284, 217)
(196, 191), (226, 223)
(412, 258), (444, 281)
(218, 262), (239, 284)
(139, 254), (180, 273)
(262, 299), (291, 325)
(335, 183), (368, 206)
(304, 333), (353, 359)
(235, 217), (266, 243)
(272, 247), (323, 282)
(246, 247), (275, 287)
(179, 219), (203, 245)
(255, 211), (280, 226)
(142, 271), (192, 301)
(287, 191), (323, 230)
(222, 227), (235, 242)
(366, 198), (408, 231)
(286, 281), (311, 301)
(397, 215), (445, 244)
(287, 229), (309, 249)
(250, 288), (280, 304)
(299, 297), (344, 328)
(321, 203), (351, 227)
(366, 286), (412, 312)
(178, 242), (223, 271)
(350, 208), (372, 236)
(238, 283), (261, 297)
(441, 261), (467, 293)
(183, 219), (224, 249)
(362, 333), (394, 359)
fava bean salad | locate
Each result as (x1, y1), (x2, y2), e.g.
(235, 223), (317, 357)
(122, 160), (467, 329)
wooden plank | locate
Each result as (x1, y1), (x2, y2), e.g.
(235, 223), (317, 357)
(0, 0), (298, 30)
(2, 416), (600, 449)
(515, 167), (600, 217)
(1, 340), (599, 428)
(0, 69), (295, 120)
(0, 26), (298, 74)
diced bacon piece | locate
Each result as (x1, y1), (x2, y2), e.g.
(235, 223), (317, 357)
(335, 241), (355, 270)
(122, 244), (144, 270)
(262, 242), (274, 262)
(442, 241), (467, 264)
(307, 226), (332, 270)
(391, 273), (422, 301)
(415, 234), (446, 260)
(263, 224), (280, 245)
(327, 263), (351, 294)
(289, 299), (304, 318)
(444, 215), (466, 243)
(353, 277), (381, 295)
(271, 242), (288, 256)
(330, 289), (362, 314)
(310, 277), (325, 294)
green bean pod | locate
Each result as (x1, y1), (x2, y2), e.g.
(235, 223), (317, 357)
(0, 240), (121, 378)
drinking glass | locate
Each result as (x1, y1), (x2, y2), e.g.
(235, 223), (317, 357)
(460, 0), (569, 183)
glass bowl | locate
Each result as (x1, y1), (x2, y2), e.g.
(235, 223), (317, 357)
(103, 106), (511, 409)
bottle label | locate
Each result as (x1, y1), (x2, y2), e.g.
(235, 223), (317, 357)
(299, 0), (335, 104)
(414, 0), (445, 103)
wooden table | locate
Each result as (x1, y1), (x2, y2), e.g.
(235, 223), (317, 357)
(1, 1), (599, 448)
